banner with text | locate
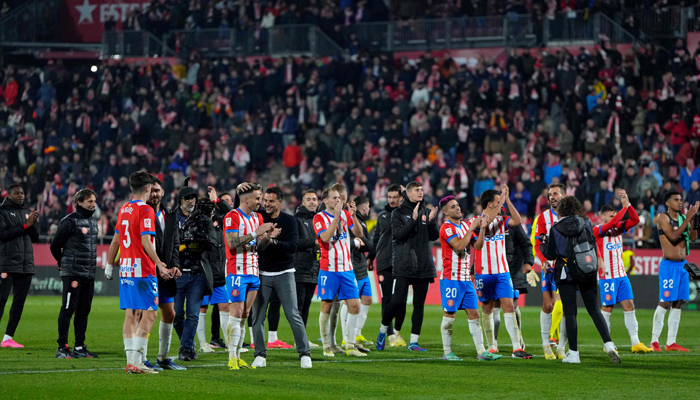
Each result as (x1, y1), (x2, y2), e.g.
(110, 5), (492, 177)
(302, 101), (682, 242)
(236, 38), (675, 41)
(61, 0), (152, 43)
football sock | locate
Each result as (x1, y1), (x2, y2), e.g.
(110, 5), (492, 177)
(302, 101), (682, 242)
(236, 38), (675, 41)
(142, 334), (149, 363)
(269, 331), (278, 343)
(483, 312), (494, 349)
(504, 313), (521, 350)
(666, 308), (681, 346)
(133, 336), (148, 365)
(410, 333), (420, 344)
(623, 310), (640, 346)
(493, 307), (501, 343)
(357, 304), (370, 337)
(379, 324), (389, 334)
(329, 302), (340, 347)
(319, 312), (330, 348)
(197, 312), (207, 348)
(441, 316), (455, 354)
(651, 306), (667, 343)
(346, 313), (358, 346)
(158, 321), (173, 361)
(237, 318), (246, 357)
(540, 310), (552, 347)
(2, 334), (11, 342)
(551, 300), (563, 340)
(601, 311), (612, 332)
(219, 312), (229, 345)
(227, 317), (241, 359)
(514, 307), (523, 345)
(340, 303), (349, 343)
(123, 337), (134, 365)
(557, 316), (568, 351)
(468, 318), (486, 354)
(249, 327), (254, 344)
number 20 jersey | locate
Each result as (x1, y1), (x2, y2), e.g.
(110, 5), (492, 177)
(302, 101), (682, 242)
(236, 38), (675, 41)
(116, 200), (157, 278)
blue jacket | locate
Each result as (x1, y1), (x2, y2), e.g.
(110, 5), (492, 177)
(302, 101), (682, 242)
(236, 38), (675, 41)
(510, 189), (531, 215)
(544, 163), (562, 185)
(586, 90), (603, 111)
(473, 178), (495, 199)
(679, 167), (700, 193)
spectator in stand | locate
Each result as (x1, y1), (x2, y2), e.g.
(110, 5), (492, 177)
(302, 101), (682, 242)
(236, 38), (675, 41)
(283, 139), (303, 180)
(510, 181), (530, 216)
(679, 159), (700, 194)
(665, 113), (689, 155)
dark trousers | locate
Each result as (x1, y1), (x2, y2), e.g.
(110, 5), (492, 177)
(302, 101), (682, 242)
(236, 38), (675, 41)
(295, 282), (316, 326)
(377, 269), (406, 335)
(381, 276), (429, 336)
(57, 276), (95, 348)
(558, 278), (612, 351)
(211, 304), (220, 340)
(267, 288), (282, 331)
(174, 272), (206, 350)
(0, 272), (32, 337)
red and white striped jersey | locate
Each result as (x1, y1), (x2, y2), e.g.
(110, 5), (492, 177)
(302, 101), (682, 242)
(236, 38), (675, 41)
(116, 200), (156, 278)
(440, 221), (471, 281)
(224, 208), (263, 276)
(468, 215), (511, 275)
(594, 225), (626, 279)
(313, 209), (355, 272)
(534, 209), (559, 269)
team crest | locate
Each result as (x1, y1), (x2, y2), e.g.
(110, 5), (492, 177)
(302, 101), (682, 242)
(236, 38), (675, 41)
(232, 289), (240, 297)
(321, 288), (326, 295)
(447, 299), (455, 307)
(0, 273), (6, 279)
(71, 281), (79, 288)
(154, 297), (159, 305)
(378, 275), (384, 282)
(605, 294), (612, 302)
(664, 290), (671, 298)
(81, 227), (88, 234)
(585, 255), (592, 263)
(477, 290), (483, 298)
(542, 281), (547, 288)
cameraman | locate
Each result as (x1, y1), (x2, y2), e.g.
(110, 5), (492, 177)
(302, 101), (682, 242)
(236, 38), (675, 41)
(174, 187), (215, 361)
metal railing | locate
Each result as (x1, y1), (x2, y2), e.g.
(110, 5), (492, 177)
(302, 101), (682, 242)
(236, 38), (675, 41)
(102, 31), (178, 59)
(627, 6), (687, 39)
(0, 0), (60, 43)
(544, 11), (641, 45)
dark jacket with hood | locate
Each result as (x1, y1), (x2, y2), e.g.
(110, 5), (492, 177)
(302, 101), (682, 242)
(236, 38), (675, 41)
(505, 224), (534, 291)
(294, 205), (320, 284)
(176, 205), (215, 295)
(350, 213), (375, 281)
(0, 197), (39, 274)
(209, 199), (232, 288)
(540, 215), (597, 284)
(154, 204), (181, 297)
(391, 191), (439, 280)
(50, 205), (98, 278)
(371, 204), (396, 273)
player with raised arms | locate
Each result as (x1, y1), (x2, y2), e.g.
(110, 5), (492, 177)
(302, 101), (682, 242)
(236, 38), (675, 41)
(533, 183), (565, 360)
(314, 187), (367, 357)
(438, 196), (501, 362)
(470, 184), (532, 359)
(650, 191), (698, 352)
(108, 171), (170, 374)
(595, 190), (653, 354)
(223, 183), (276, 370)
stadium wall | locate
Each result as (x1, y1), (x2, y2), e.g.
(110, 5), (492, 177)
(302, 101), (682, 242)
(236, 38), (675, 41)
(29, 245), (700, 310)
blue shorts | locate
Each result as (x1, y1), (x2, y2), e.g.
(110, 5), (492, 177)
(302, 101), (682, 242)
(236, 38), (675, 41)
(318, 270), (359, 301)
(201, 286), (230, 306)
(542, 271), (557, 292)
(440, 279), (479, 312)
(599, 276), (634, 306)
(474, 273), (514, 303)
(120, 276), (158, 311)
(226, 274), (260, 303)
(658, 259), (690, 303)
(514, 289), (520, 300)
(357, 276), (372, 297)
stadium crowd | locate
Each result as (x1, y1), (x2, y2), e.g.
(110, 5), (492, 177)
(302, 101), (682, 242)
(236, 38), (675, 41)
(4, 15), (700, 243)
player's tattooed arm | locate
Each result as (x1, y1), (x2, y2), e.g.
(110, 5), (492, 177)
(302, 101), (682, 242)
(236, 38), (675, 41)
(257, 233), (272, 250)
(226, 231), (255, 251)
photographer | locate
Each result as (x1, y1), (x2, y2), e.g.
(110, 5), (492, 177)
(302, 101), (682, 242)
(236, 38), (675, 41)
(50, 189), (99, 359)
(174, 187), (215, 361)
(540, 196), (620, 364)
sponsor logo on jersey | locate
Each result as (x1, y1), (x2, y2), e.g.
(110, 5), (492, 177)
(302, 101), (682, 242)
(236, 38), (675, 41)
(332, 231), (348, 241)
(120, 278), (135, 286)
(484, 234), (505, 242)
(71, 281), (79, 288)
(123, 206), (134, 214)
(605, 243), (623, 251)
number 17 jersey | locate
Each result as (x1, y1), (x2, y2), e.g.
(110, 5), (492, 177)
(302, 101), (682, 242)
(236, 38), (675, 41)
(116, 199), (157, 278)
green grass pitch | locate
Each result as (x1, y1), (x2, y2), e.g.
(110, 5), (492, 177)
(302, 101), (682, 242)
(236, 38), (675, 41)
(0, 297), (698, 399)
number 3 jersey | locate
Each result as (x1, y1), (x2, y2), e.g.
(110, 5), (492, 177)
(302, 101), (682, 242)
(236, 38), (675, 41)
(313, 209), (354, 273)
(224, 208), (264, 276)
(116, 199), (157, 278)
(439, 221), (471, 281)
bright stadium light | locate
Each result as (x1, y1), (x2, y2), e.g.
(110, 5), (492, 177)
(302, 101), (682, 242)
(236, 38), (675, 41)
(90, 65), (97, 73)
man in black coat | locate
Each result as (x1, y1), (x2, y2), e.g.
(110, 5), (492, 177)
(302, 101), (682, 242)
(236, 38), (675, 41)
(0, 183), (39, 348)
(293, 190), (320, 332)
(51, 189), (99, 358)
(367, 184), (405, 346)
(376, 181), (439, 351)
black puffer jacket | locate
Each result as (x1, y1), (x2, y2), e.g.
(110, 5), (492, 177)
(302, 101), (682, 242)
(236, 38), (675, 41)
(350, 213), (375, 281)
(294, 205), (320, 284)
(50, 206), (98, 278)
(505, 224), (535, 291)
(371, 204), (396, 273)
(0, 197), (39, 274)
(391, 192), (439, 280)
(540, 216), (597, 284)
(155, 205), (181, 297)
(209, 199), (232, 288)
